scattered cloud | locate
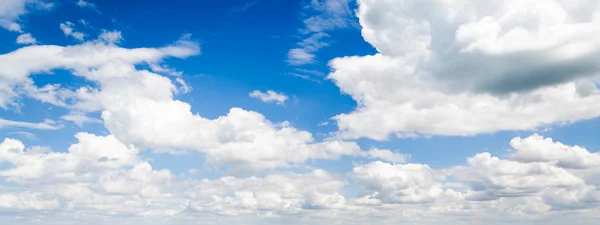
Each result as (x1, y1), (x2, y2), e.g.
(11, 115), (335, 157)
(286, 72), (322, 83)
(0, 118), (62, 130)
(231, 1), (260, 13)
(7, 131), (37, 140)
(61, 112), (102, 127)
(294, 68), (325, 77)
(15, 33), (36, 44)
(249, 90), (289, 105)
(98, 30), (122, 44)
(59, 21), (85, 41)
(286, 48), (316, 65)
(76, 0), (98, 12)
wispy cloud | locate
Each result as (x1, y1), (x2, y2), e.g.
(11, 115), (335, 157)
(231, 1), (260, 13)
(286, 72), (322, 84)
(8, 131), (37, 140)
(60, 21), (85, 41)
(286, 0), (355, 66)
(76, 0), (99, 12)
(0, 118), (63, 130)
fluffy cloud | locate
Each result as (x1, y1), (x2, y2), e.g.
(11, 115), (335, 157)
(16, 33), (36, 44)
(0, 33), (396, 173)
(329, 0), (600, 140)
(249, 90), (289, 105)
(351, 161), (443, 203)
(351, 133), (600, 214)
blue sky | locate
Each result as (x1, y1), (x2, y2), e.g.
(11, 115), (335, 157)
(1, 0), (600, 224)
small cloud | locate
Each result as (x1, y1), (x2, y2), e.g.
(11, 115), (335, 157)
(249, 90), (289, 105)
(175, 78), (192, 94)
(231, 1), (260, 12)
(61, 113), (102, 127)
(189, 169), (202, 175)
(76, 0), (99, 12)
(294, 68), (326, 77)
(8, 131), (37, 140)
(150, 63), (183, 76)
(16, 33), (37, 45)
(0, 118), (63, 130)
(318, 121), (329, 126)
(79, 19), (89, 27)
(98, 30), (122, 44)
(286, 48), (316, 65)
(60, 21), (85, 41)
(286, 72), (322, 83)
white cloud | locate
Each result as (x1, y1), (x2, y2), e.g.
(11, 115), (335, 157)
(287, 48), (316, 65)
(76, 0), (97, 11)
(249, 90), (289, 105)
(0, 118), (62, 130)
(60, 21), (85, 41)
(303, 0), (353, 33)
(98, 30), (122, 44)
(286, 0), (354, 67)
(351, 161), (443, 204)
(15, 33), (36, 44)
(328, 0), (600, 140)
(0, 0), (53, 33)
(360, 148), (409, 163)
(7, 131), (37, 140)
(61, 112), (102, 127)
(0, 35), (388, 174)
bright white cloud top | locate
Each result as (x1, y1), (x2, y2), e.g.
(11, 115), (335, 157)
(0, 0), (600, 225)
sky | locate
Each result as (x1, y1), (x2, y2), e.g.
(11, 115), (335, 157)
(0, 0), (600, 224)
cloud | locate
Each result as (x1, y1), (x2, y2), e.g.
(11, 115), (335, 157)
(286, 0), (354, 67)
(0, 35), (388, 174)
(328, 0), (600, 140)
(60, 21), (85, 41)
(7, 131), (37, 140)
(302, 0), (353, 33)
(231, 1), (260, 13)
(249, 90), (289, 105)
(0, 0), (52, 33)
(98, 30), (122, 44)
(76, 0), (98, 12)
(15, 33), (36, 44)
(61, 112), (102, 127)
(0, 118), (62, 130)
(351, 161), (443, 204)
(287, 48), (316, 65)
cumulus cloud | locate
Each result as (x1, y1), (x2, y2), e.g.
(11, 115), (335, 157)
(329, 0), (600, 140)
(0, 34), (393, 174)
(249, 90), (289, 105)
(16, 33), (36, 44)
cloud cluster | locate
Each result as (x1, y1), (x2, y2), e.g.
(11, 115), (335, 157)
(1, 129), (599, 224)
(328, 0), (600, 140)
